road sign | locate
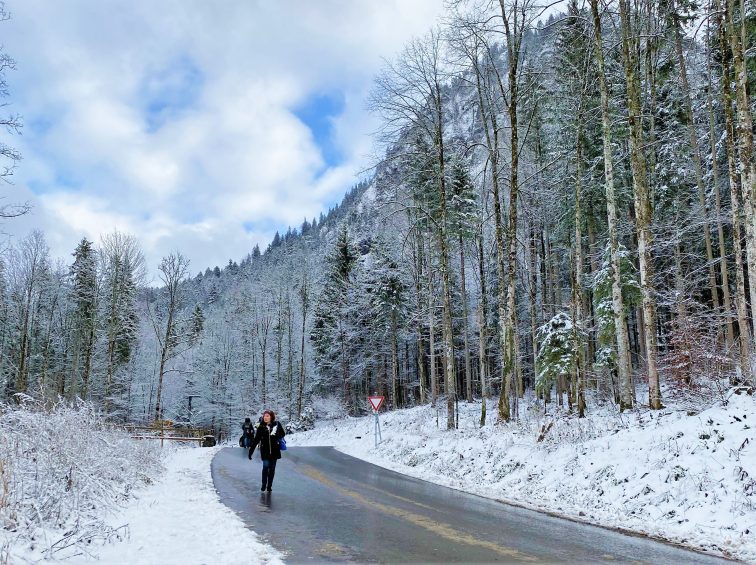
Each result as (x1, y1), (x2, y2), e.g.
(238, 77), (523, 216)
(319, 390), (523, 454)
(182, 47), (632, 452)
(368, 396), (384, 448)
(368, 395), (384, 412)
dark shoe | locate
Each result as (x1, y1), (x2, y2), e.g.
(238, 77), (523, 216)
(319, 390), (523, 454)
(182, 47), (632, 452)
(261, 485), (266, 491)
(266, 486), (272, 492)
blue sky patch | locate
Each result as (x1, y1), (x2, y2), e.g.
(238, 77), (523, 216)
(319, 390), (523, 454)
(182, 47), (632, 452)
(28, 116), (55, 138)
(54, 170), (80, 189)
(142, 56), (203, 133)
(293, 91), (345, 169)
(243, 218), (283, 235)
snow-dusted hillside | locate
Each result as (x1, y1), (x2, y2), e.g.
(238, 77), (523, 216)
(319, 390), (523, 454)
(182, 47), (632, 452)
(289, 390), (756, 563)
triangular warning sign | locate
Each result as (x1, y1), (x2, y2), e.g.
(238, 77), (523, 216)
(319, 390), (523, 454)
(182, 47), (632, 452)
(368, 396), (385, 411)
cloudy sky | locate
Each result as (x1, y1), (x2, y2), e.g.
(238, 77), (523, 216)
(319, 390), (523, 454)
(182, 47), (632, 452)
(0, 0), (443, 279)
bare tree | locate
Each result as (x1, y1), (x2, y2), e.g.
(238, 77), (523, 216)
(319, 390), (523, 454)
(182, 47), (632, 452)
(8, 231), (49, 397)
(254, 295), (273, 405)
(370, 30), (458, 429)
(152, 252), (190, 422)
(0, 3), (27, 218)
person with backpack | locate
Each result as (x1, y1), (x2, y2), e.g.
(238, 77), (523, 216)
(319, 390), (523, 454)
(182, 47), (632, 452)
(248, 409), (286, 492)
(240, 417), (254, 448)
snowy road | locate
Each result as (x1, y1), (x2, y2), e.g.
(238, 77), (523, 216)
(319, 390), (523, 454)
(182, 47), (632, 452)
(211, 446), (731, 564)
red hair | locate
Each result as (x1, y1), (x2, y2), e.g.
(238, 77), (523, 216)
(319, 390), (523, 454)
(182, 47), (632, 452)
(262, 409), (276, 422)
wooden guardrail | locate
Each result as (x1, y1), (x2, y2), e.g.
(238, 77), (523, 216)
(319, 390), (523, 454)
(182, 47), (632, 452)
(125, 422), (216, 447)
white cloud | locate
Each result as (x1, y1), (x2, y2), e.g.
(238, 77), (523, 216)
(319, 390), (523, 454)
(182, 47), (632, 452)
(0, 0), (444, 274)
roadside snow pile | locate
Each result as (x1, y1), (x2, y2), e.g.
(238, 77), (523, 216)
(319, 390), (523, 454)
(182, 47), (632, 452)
(71, 445), (283, 565)
(0, 399), (162, 562)
(289, 389), (756, 562)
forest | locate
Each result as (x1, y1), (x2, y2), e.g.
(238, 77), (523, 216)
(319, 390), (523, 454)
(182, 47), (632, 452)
(1, 0), (754, 439)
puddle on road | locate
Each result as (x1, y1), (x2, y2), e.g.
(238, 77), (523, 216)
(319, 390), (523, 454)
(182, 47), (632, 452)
(257, 492), (273, 512)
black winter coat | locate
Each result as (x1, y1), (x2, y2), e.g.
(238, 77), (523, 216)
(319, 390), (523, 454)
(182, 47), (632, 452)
(249, 421), (286, 461)
(241, 421), (254, 437)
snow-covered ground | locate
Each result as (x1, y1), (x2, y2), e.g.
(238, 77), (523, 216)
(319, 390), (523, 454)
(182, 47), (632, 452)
(66, 445), (283, 565)
(289, 390), (756, 563)
(5, 444), (283, 564)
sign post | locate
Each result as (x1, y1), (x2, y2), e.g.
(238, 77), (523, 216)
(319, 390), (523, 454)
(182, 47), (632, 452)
(367, 395), (384, 448)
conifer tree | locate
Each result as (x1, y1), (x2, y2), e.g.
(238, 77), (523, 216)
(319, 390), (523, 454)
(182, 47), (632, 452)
(69, 238), (98, 399)
(311, 225), (359, 410)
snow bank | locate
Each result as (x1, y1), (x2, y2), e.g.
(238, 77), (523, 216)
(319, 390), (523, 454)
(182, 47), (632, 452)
(289, 390), (756, 562)
(70, 445), (283, 565)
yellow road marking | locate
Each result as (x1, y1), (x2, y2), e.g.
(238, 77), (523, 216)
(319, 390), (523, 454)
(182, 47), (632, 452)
(360, 481), (438, 512)
(299, 464), (538, 562)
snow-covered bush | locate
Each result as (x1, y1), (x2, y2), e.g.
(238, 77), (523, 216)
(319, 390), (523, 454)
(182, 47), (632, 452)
(287, 406), (316, 432)
(310, 395), (345, 420)
(536, 312), (584, 395)
(0, 398), (162, 560)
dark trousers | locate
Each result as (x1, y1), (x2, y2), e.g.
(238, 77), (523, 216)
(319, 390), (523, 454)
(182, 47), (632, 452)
(262, 458), (277, 488)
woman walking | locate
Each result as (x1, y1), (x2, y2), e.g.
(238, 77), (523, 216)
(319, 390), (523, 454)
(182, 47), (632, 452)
(248, 409), (286, 492)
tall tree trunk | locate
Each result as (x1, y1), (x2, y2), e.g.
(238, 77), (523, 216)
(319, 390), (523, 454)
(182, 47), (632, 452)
(590, 0), (634, 409)
(718, 1), (753, 382)
(472, 55), (507, 422)
(391, 311), (399, 408)
(673, 6), (720, 312)
(415, 234), (427, 404)
(428, 246), (438, 406)
(727, 0), (756, 334)
(459, 235), (473, 401)
(154, 306), (174, 422)
(477, 227), (489, 426)
(81, 313), (96, 400)
(496, 0), (525, 423)
(619, 0), (662, 409)
(573, 119), (586, 417)
(528, 225), (539, 398)
(434, 96), (457, 430)
(586, 201), (599, 373)
(707, 16), (735, 349)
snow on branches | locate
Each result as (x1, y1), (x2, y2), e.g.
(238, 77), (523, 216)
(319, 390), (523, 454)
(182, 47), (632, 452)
(0, 399), (162, 561)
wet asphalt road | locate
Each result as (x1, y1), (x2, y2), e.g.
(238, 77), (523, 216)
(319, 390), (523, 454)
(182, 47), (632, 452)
(211, 446), (732, 564)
